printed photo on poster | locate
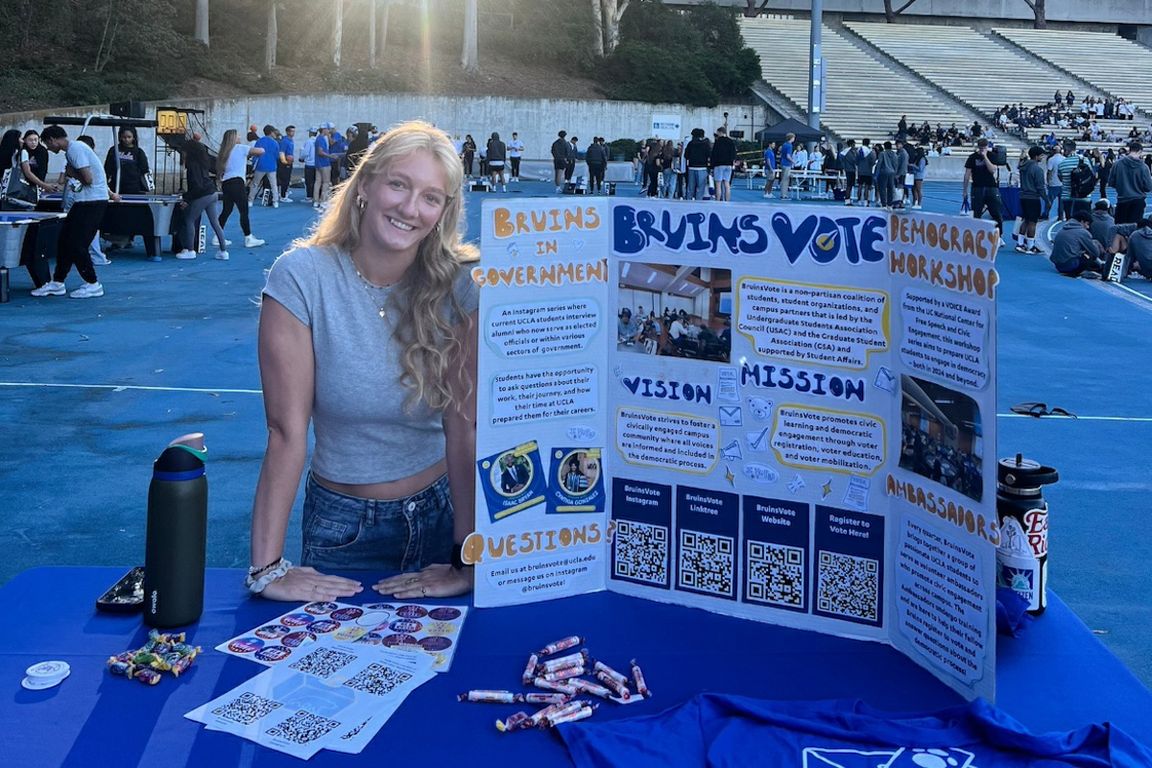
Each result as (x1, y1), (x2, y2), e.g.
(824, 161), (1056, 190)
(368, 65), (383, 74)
(477, 442), (547, 522)
(547, 447), (605, 514)
(617, 262), (732, 362)
(898, 375), (984, 502)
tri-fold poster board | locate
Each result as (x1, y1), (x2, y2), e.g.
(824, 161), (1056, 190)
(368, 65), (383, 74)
(466, 197), (1000, 701)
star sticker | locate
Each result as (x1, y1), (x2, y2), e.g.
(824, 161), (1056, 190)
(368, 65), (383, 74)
(725, 466), (735, 486)
(821, 479), (833, 499)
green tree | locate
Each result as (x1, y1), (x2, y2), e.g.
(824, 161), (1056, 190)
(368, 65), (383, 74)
(684, 3), (761, 95)
(599, 0), (759, 107)
(599, 41), (719, 106)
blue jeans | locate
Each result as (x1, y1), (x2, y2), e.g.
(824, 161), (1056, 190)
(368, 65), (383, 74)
(687, 168), (708, 200)
(1044, 185), (1062, 217)
(302, 472), (453, 572)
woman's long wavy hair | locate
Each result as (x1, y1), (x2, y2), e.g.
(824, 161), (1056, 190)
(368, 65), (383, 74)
(216, 129), (239, 179)
(301, 120), (476, 413)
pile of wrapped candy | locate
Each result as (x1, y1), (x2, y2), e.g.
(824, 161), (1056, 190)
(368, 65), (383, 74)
(106, 629), (202, 685)
(456, 634), (651, 731)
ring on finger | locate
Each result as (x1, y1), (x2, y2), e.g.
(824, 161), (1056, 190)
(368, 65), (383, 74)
(421, 586), (427, 597)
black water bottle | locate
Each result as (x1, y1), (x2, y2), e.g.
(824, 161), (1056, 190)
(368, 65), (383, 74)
(143, 433), (208, 628)
(995, 453), (1058, 616)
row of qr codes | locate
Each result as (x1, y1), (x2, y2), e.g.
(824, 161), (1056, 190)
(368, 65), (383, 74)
(612, 519), (879, 622)
(211, 649), (414, 747)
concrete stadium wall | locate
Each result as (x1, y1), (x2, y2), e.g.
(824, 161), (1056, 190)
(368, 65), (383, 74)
(675, 0), (1150, 26)
(2, 94), (763, 179)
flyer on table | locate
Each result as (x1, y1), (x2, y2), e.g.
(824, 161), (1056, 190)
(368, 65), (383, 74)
(471, 197), (999, 702)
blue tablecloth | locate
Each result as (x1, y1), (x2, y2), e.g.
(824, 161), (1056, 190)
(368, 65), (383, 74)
(2, 567), (1149, 767)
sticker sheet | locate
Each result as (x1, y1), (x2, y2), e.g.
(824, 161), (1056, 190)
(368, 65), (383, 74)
(186, 642), (434, 759)
(217, 600), (468, 672)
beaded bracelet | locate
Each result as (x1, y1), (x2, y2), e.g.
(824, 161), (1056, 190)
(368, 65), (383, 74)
(245, 558), (292, 594)
(247, 557), (282, 578)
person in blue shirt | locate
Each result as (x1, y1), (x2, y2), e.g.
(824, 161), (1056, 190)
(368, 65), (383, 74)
(329, 128), (349, 184)
(249, 125), (282, 207)
(277, 125), (296, 202)
(313, 123), (333, 210)
(779, 133), (795, 200)
(760, 142), (777, 198)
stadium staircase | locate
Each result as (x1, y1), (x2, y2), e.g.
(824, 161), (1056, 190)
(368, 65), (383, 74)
(740, 17), (1022, 149)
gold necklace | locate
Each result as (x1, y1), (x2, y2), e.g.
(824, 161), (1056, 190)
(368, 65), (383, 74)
(349, 253), (393, 318)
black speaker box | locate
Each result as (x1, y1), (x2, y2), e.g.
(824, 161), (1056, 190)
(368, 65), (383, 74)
(109, 100), (146, 119)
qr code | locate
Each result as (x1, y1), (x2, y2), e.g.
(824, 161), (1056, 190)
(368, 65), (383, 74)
(289, 647), (357, 679)
(343, 663), (412, 697)
(747, 540), (805, 608)
(211, 691), (282, 725)
(266, 710), (342, 746)
(613, 519), (669, 585)
(679, 530), (734, 596)
(817, 550), (879, 622)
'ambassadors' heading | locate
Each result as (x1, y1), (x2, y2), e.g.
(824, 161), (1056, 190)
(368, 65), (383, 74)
(614, 206), (886, 265)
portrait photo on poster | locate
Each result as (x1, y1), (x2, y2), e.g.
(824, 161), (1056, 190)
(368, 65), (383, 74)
(477, 442), (547, 523)
(547, 447), (606, 514)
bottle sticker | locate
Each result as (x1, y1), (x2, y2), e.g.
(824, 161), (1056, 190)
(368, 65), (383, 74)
(1023, 507), (1048, 557)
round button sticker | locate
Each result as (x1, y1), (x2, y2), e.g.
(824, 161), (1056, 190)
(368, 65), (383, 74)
(428, 606), (462, 621)
(419, 635), (453, 652)
(304, 601), (339, 615)
(363, 603), (395, 611)
(382, 633), (418, 647)
(309, 619), (340, 634)
(255, 624), (291, 640)
(280, 613), (315, 627)
(358, 631), (384, 645)
(227, 637), (264, 654)
(330, 607), (364, 622)
(282, 631), (317, 648)
(395, 605), (428, 619)
(255, 646), (292, 662)
(389, 619), (423, 633)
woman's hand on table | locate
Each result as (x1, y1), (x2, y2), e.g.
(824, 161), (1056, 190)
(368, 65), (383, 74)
(374, 564), (473, 599)
(259, 566), (363, 602)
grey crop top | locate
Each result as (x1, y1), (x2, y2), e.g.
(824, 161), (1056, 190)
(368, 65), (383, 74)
(262, 245), (479, 484)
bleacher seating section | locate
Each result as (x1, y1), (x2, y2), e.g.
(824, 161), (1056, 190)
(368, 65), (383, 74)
(739, 17), (973, 145)
(843, 22), (1100, 116)
(993, 27), (1152, 120)
(740, 17), (1151, 156)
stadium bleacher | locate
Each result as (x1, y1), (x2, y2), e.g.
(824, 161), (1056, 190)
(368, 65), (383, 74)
(993, 27), (1152, 122)
(739, 17), (976, 146)
(842, 22), (1109, 118)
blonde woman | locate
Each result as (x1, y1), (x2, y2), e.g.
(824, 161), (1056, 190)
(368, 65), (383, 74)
(248, 121), (478, 602)
(217, 128), (266, 249)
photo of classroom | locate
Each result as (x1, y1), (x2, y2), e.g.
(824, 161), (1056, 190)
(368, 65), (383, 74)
(616, 263), (732, 362)
(898, 375), (985, 502)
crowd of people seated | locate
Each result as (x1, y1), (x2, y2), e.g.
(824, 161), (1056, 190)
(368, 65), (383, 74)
(894, 115), (996, 149)
(899, 424), (983, 502)
(617, 307), (731, 362)
(994, 93), (1142, 144)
